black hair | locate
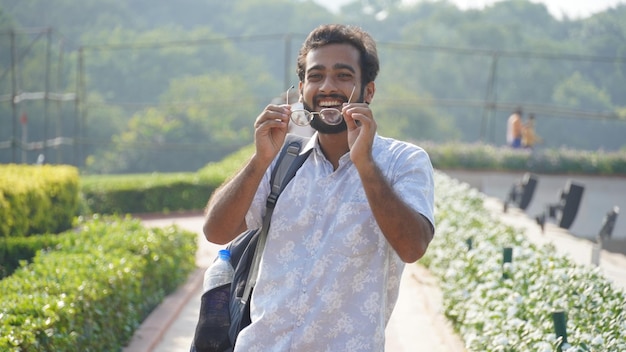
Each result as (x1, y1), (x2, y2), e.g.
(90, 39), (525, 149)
(296, 24), (379, 86)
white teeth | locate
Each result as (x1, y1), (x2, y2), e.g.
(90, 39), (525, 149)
(319, 100), (342, 107)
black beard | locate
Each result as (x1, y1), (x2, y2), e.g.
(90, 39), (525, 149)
(310, 115), (348, 134)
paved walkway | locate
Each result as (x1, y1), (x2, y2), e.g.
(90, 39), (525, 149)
(123, 194), (626, 352)
(443, 170), (626, 240)
(483, 197), (626, 290)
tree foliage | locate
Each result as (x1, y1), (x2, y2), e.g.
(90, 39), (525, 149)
(1, 0), (626, 173)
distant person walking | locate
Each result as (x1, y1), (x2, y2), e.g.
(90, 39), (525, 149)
(522, 113), (540, 148)
(506, 107), (523, 148)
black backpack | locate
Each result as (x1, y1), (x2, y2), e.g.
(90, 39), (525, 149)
(191, 135), (311, 352)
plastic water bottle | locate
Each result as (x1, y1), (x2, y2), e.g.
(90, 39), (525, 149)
(203, 249), (235, 293)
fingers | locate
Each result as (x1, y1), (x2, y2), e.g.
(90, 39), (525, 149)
(342, 103), (375, 131)
(253, 104), (291, 162)
(344, 103), (376, 166)
(255, 104), (290, 129)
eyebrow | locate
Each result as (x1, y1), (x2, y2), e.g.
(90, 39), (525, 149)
(307, 63), (356, 74)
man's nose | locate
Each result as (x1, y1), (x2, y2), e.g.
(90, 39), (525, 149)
(318, 78), (339, 95)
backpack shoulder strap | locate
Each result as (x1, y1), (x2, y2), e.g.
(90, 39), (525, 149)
(242, 134), (311, 302)
(267, 134), (311, 208)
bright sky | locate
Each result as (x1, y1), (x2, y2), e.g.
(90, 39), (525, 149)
(314, 0), (626, 19)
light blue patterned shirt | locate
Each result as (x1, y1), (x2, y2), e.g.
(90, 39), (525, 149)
(238, 133), (435, 352)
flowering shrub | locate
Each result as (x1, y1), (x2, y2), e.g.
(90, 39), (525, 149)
(422, 171), (626, 351)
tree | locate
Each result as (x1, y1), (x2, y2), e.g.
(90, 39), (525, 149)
(85, 73), (259, 173)
(372, 84), (460, 143)
(552, 72), (613, 111)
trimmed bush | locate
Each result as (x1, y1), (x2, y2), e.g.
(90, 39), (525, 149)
(80, 172), (218, 215)
(79, 142), (625, 217)
(81, 144), (253, 216)
(0, 164), (79, 237)
(0, 233), (64, 279)
(0, 215), (197, 351)
(421, 142), (626, 176)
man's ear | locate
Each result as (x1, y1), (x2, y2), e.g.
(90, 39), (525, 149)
(364, 81), (375, 104)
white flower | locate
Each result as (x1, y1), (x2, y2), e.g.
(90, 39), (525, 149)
(493, 334), (509, 346)
(590, 335), (604, 345)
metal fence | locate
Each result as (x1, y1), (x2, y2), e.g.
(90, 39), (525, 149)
(2, 29), (625, 168)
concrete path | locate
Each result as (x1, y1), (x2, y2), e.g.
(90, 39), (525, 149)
(483, 197), (626, 291)
(443, 170), (626, 240)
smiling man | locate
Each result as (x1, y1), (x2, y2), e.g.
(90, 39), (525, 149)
(203, 24), (435, 351)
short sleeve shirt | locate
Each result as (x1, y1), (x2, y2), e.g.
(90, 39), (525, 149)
(237, 134), (435, 352)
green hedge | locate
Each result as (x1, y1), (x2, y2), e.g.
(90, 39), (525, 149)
(80, 172), (218, 215)
(79, 143), (625, 217)
(422, 142), (626, 175)
(81, 145), (253, 215)
(0, 164), (79, 237)
(0, 215), (197, 351)
(0, 234), (64, 279)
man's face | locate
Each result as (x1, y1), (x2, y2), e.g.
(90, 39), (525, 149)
(300, 43), (363, 134)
